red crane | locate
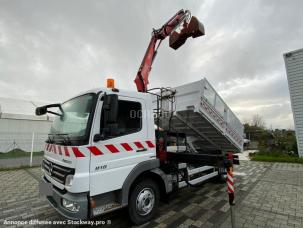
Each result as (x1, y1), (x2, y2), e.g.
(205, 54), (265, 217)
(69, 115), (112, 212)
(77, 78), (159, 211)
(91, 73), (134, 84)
(134, 9), (205, 92)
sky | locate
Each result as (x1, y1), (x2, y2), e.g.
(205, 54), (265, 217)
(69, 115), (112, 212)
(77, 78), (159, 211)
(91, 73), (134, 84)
(0, 0), (302, 129)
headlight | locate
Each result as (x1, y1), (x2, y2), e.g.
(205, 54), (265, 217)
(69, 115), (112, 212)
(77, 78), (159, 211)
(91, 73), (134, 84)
(65, 175), (74, 186)
(62, 199), (80, 212)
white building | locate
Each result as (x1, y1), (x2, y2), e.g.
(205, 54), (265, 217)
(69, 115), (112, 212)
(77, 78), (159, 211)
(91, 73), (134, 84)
(284, 48), (303, 157)
(0, 97), (53, 152)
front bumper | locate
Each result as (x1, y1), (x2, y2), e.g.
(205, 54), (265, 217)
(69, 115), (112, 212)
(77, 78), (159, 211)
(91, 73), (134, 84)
(43, 176), (89, 220)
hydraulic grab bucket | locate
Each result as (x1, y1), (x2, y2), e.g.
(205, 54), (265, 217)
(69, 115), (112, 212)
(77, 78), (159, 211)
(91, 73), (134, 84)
(134, 9), (205, 92)
(169, 16), (205, 50)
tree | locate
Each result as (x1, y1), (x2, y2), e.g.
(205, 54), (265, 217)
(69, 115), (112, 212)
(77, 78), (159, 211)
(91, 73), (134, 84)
(251, 114), (265, 129)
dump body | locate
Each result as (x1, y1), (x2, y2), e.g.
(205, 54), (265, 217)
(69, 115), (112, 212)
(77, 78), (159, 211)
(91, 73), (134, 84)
(157, 79), (243, 153)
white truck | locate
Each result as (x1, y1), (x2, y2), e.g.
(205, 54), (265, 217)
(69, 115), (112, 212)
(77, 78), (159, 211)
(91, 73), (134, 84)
(36, 10), (243, 224)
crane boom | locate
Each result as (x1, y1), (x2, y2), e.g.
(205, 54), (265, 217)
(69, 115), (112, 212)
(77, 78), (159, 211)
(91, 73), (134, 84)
(134, 9), (205, 92)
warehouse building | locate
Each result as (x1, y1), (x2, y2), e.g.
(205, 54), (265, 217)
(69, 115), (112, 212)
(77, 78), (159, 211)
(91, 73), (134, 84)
(0, 97), (53, 152)
(284, 48), (303, 157)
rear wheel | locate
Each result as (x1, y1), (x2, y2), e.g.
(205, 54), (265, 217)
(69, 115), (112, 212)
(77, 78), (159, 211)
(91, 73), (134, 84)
(128, 179), (159, 225)
(213, 167), (227, 183)
(217, 173), (227, 183)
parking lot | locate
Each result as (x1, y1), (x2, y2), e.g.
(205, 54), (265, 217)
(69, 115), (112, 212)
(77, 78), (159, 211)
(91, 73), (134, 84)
(1, 161), (303, 228)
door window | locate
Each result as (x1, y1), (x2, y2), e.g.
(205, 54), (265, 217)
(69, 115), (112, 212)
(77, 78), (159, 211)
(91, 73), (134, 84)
(101, 99), (142, 139)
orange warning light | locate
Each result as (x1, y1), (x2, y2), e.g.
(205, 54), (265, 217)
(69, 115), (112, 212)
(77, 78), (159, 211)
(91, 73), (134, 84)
(107, 78), (115, 88)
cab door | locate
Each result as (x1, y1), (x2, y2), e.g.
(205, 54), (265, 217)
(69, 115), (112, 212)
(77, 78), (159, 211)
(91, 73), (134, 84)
(89, 94), (156, 196)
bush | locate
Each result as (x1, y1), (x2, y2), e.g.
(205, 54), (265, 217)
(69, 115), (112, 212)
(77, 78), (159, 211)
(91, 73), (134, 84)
(250, 151), (303, 164)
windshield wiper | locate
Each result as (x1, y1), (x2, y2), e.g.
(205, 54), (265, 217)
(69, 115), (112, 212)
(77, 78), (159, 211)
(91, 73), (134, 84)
(47, 133), (71, 145)
(55, 133), (72, 145)
(46, 134), (55, 143)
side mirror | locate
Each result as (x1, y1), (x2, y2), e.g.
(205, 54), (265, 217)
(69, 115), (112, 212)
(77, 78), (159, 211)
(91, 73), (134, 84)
(35, 106), (47, 116)
(93, 134), (102, 142)
(101, 94), (119, 138)
(103, 94), (118, 123)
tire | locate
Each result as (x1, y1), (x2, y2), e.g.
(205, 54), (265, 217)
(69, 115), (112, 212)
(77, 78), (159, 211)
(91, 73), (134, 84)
(214, 167), (227, 183)
(212, 173), (227, 183)
(128, 179), (160, 225)
(219, 173), (227, 182)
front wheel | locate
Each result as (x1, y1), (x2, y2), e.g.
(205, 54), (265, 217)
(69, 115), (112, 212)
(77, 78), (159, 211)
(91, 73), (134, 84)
(128, 179), (159, 225)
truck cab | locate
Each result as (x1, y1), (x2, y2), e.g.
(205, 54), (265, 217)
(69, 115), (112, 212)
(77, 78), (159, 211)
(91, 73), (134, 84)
(41, 88), (162, 223)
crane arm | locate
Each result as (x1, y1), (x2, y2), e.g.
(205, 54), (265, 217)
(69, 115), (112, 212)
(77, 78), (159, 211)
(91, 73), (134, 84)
(134, 36), (158, 93)
(134, 9), (204, 92)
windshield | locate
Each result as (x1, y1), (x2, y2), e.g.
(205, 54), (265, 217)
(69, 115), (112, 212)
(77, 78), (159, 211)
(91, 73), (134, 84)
(49, 94), (95, 140)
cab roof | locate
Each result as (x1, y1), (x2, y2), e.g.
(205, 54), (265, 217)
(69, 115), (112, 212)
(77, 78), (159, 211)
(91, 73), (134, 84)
(68, 87), (154, 102)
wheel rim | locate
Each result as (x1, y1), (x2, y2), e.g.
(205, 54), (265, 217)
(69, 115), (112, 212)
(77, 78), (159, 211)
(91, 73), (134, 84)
(136, 187), (155, 216)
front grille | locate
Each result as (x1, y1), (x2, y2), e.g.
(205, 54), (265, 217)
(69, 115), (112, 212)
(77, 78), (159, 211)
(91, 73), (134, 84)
(42, 159), (75, 185)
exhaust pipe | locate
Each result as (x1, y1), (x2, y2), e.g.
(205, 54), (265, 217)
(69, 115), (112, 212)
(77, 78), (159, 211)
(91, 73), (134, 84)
(169, 16), (205, 50)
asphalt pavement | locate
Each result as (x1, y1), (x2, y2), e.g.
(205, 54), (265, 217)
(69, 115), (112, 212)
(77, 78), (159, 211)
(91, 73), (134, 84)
(1, 160), (303, 227)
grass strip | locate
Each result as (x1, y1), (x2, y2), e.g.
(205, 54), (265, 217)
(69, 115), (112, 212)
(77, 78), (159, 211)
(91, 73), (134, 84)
(250, 152), (303, 164)
(0, 149), (43, 159)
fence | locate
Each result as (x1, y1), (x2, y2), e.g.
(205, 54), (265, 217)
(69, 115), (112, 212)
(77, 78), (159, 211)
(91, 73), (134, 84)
(0, 132), (48, 153)
(0, 132), (48, 167)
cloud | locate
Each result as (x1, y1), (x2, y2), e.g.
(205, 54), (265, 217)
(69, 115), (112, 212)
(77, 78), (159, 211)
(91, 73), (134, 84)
(0, 0), (302, 129)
